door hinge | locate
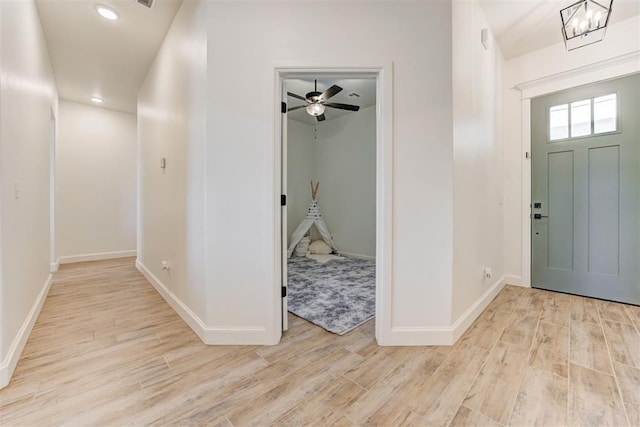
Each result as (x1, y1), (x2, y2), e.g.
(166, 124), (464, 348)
(281, 194), (286, 206)
(281, 286), (287, 297)
(281, 102), (287, 114)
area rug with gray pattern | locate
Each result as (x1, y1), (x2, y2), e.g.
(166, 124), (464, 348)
(287, 255), (376, 335)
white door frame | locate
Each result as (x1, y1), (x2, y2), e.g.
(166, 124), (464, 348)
(273, 64), (394, 345)
(516, 53), (640, 287)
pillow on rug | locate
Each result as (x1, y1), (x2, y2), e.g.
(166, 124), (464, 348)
(309, 240), (332, 255)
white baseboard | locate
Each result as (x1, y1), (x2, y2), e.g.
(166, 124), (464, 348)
(0, 274), (53, 389)
(386, 327), (456, 346)
(340, 252), (376, 261)
(504, 275), (529, 287)
(50, 262), (59, 272)
(57, 250), (136, 265)
(383, 275), (507, 346)
(135, 260), (271, 345)
(451, 275), (507, 342)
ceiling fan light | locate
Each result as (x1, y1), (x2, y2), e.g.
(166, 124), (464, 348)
(306, 103), (325, 117)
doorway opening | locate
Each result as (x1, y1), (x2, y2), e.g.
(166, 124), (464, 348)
(275, 68), (393, 344)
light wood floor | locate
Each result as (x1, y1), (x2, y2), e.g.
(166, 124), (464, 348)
(1, 258), (640, 426)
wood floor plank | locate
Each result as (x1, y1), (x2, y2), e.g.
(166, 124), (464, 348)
(343, 346), (412, 390)
(540, 292), (570, 326)
(570, 295), (600, 325)
(499, 308), (540, 348)
(450, 405), (502, 427)
(415, 343), (488, 426)
(568, 363), (628, 426)
(515, 288), (547, 312)
(602, 319), (640, 369)
(457, 307), (512, 351)
(463, 340), (527, 424)
(329, 415), (358, 426)
(570, 320), (613, 375)
(613, 361), (640, 427)
(273, 377), (366, 425)
(2, 258), (639, 426)
(161, 376), (267, 425)
(256, 321), (326, 363)
(508, 366), (568, 426)
(529, 321), (569, 378)
(597, 300), (633, 324)
(225, 348), (363, 426)
(625, 304), (640, 330)
(344, 346), (449, 425)
(484, 285), (521, 313)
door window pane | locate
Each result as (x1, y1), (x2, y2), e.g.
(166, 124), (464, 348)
(549, 104), (569, 140)
(570, 99), (591, 137)
(594, 93), (617, 134)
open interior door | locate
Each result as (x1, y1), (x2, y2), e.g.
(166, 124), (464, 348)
(281, 83), (289, 331)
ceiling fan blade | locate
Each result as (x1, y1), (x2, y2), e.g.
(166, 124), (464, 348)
(319, 85), (342, 101)
(323, 102), (360, 111)
(316, 114), (326, 122)
(287, 105), (307, 112)
(287, 91), (307, 102)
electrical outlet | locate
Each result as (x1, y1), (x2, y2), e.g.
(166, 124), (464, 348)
(161, 260), (170, 270)
(483, 267), (492, 279)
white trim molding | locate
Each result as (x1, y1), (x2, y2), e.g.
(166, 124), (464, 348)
(386, 327), (454, 346)
(273, 64), (394, 347)
(385, 275), (508, 346)
(504, 275), (526, 287)
(57, 250), (136, 265)
(516, 52), (639, 290)
(450, 275), (507, 342)
(515, 51), (640, 99)
(0, 274), (53, 389)
(136, 260), (271, 345)
(521, 98), (532, 288)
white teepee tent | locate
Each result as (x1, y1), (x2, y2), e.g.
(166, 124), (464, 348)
(287, 182), (338, 258)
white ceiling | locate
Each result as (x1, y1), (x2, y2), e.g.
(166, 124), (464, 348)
(479, 0), (640, 59)
(35, 0), (183, 113)
(285, 78), (376, 125)
(32, 0), (639, 114)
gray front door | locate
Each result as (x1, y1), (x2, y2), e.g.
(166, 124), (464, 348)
(531, 73), (640, 304)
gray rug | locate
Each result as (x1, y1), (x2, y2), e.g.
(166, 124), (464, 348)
(287, 256), (376, 335)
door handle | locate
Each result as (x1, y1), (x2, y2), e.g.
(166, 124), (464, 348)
(533, 213), (549, 220)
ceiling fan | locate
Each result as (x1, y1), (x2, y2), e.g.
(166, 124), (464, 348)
(287, 80), (360, 122)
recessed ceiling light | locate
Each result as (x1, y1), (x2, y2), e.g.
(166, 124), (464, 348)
(91, 96), (104, 104)
(96, 5), (119, 21)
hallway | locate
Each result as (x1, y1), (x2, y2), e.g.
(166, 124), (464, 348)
(1, 259), (639, 425)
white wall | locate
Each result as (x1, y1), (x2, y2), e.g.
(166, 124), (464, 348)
(137, 0), (207, 325)
(0, 0), (58, 388)
(287, 106), (377, 258)
(315, 105), (376, 258)
(451, 0), (505, 322)
(56, 100), (136, 262)
(502, 15), (640, 285)
(286, 120), (313, 241)
(206, 1), (454, 344)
